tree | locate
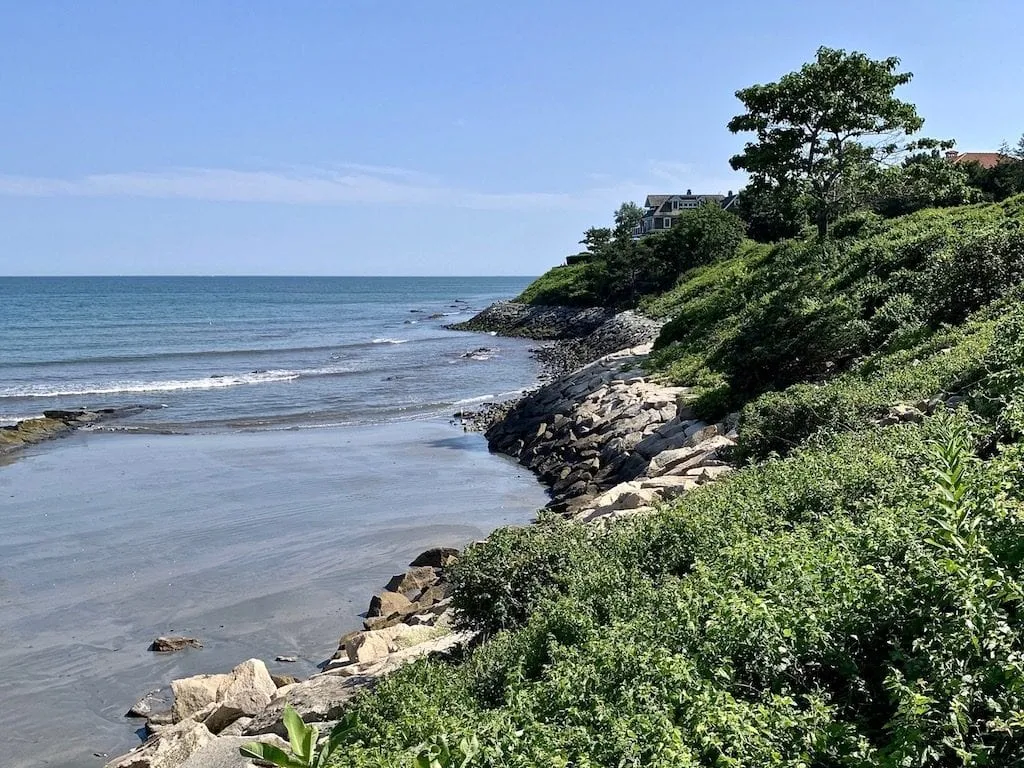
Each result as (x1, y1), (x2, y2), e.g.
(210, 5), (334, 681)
(728, 47), (943, 238)
(734, 179), (807, 242)
(578, 226), (612, 253)
(612, 201), (644, 241)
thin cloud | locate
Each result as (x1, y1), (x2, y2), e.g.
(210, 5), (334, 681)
(0, 166), (574, 211)
(0, 160), (744, 211)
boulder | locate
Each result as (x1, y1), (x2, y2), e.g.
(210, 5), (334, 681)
(106, 719), (214, 768)
(363, 613), (404, 631)
(271, 674), (300, 688)
(409, 547), (459, 568)
(126, 690), (170, 719)
(366, 590), (414, 619)
(244, 674), (379, 737)
(384, 566), (439, 598)
(346, 631), (392, 664)
(890, 404), (925, 423)
(179, 733), (289, 768)
(203, 659), (277, 733)
(148, 636), (202, 653)
(413, 582), (450, 607)
(170, 673), (230, 722)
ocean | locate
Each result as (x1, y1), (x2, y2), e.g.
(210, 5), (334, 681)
(0, 276), (550, 768)
(0, 276), (540, 430)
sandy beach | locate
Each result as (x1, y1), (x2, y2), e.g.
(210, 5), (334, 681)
(0, 422), (547, 768)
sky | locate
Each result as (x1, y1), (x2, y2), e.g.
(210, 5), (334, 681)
(1, 0), (1022, 276)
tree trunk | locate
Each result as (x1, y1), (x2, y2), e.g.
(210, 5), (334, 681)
(816, 209), (830, 240)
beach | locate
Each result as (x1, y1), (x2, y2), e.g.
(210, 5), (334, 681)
(0, 421), (548, 767)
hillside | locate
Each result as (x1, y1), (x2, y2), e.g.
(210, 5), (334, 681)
(298, 195), (1024, 767)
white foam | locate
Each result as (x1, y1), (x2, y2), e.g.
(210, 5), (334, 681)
(0, 370), (302, 398)
(372, 338), (409, 344)
(0, 413), (43, 426)
(451, 389), (528, 409)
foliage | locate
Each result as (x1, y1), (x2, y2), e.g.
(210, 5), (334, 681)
(327, 405), (1024, 766)
(960, 137), (1024, 202)
(869, 152), (981, 217)
(728, 46), (944, 237)
(517, 202), (746, 309)
(241, 706), (359, 768)
(649, 196), (1024, 417)
(515, 262), (599, 306)
(733, 177), (808, 242)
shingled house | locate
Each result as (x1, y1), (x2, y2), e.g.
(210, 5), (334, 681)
(633, 190), (739, 238)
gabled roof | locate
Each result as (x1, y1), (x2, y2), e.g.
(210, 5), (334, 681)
(644, 195), (671, 208)
(643, 193), (729, 215)
(950, 152), (1006, 169)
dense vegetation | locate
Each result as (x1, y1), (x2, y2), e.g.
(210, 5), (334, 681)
(321, 50), (1024, 767)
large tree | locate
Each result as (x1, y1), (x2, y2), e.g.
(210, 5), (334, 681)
(728, 47), (941, 238)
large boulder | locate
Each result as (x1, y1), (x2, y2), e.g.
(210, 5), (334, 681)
(179, 734), (289, 768)
(203, 659), (277, 733)
(346, 631), (392, 664)
(244, 674), (378, 737)
(366, 590), (414, 619)
(106, 719), (214, 768)
(171, 674), (230, 722)
(384, 566), (439, 598)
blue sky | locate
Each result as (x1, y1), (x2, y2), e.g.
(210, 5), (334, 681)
(1, 1), (1021, 276)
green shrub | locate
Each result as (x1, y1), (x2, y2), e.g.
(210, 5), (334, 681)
(516, 262), (601, 306)
(448, 517), (606, 634)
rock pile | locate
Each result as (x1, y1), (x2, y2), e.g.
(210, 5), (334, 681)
(532, 311), (664, 379)
(1, 407), (150, 456)
(107, 548), (467, 768)
(0, 410), (101, 454)
(447, 301), (617, 339)
(486, 343), (738, 524)
(109, 659), (284, 768)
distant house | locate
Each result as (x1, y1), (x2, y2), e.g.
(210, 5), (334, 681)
(945, 150), (1006, 169)
(633, 190), (739, 238)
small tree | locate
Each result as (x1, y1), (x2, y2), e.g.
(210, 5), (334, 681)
(578, 226), (612, 253)
(612, 201), (644, 242)
(728, 47), (943, 238)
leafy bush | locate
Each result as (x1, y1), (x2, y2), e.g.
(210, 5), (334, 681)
(922, 220), (1024, 324)
(448, 517), (607, 635)
(516, 262), (600, 306)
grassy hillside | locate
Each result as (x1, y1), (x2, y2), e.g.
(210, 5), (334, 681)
(317, 198), (1024, 766)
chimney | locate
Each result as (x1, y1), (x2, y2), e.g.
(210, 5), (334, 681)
(727, 190), (733, 196)
(945, 150), (959, 160)
(686, 188), (692, 195)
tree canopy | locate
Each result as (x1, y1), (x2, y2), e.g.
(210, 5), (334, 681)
(728, 46), (942, 238)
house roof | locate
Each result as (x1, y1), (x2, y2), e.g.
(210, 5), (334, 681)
(643, 193), (728, 214)
(950, 152), (1006, 169)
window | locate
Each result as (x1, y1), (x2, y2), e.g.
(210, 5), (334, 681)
(662, 217), (671, 228)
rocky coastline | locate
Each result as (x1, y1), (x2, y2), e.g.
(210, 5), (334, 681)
(0, 408), (141, 457)
(102, 300), (740, 768)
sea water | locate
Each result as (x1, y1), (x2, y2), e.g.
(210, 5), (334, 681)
(0, 277), (549, 767)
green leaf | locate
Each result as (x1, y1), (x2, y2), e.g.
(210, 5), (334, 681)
(282, 705), (312, 762)
(239, 741), (306, 768)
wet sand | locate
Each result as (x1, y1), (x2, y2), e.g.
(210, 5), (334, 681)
(0, 422), (547, 768)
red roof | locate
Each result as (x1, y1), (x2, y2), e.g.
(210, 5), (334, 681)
(950, 152), (1006, 169)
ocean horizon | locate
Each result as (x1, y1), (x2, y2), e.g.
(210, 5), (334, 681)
(0, 275), (538, 431)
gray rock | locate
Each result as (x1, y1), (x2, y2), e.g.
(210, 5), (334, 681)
(409, 547), (459, 568)
(106, 719), (214, 768)
(148, 636), (202, 653)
